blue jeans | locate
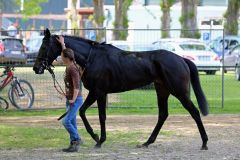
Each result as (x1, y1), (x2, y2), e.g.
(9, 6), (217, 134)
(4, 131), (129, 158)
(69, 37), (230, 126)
(62, 96), (83, 142)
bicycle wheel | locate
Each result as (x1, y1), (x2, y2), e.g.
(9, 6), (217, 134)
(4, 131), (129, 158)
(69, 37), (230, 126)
(8, 87), (14, 106)
(11, 79), (34, 109)
(0, 96), (9, 111)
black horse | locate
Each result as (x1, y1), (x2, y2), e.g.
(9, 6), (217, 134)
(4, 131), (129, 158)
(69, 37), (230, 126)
(33, 29), (208, 150)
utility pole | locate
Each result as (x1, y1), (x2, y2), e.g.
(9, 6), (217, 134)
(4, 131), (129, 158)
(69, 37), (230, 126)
(0, 9), (2, 36)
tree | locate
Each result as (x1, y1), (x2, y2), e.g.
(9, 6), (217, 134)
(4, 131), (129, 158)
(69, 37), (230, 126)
(179, 0), (200, 38)
(160, 0), (175, 38)
(16, 0), (48, 19)
(224, 0), (240, 35)
(67, 0), (80, 35)
(92, 0), (105, 41)
(113, 0), (133, 40)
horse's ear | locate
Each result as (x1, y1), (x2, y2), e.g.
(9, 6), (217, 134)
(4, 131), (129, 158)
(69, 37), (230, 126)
(44, 28), (51, 38)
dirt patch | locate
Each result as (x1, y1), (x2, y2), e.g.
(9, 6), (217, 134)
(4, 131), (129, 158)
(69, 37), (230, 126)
(0, 114), (239, 160)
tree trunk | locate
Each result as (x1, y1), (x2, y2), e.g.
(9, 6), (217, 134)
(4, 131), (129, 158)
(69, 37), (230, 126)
(180, 0), (199, 38)
(113, 0), (133, 40)
(224, 0), (240, 35)
(69, 0), (80, 35)
(93, 0), (105, 41)
(161, 0), (175, 38)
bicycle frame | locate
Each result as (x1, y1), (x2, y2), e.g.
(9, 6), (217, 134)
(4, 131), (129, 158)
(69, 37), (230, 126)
(0, 67), (14, 91)
(0, 66), (35, 110)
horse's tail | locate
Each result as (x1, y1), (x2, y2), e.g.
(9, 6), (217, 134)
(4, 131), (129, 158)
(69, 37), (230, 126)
(184, 58), (209, 116)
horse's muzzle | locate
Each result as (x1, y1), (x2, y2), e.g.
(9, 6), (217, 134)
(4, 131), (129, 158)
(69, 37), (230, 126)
(33, 66), (45, 74)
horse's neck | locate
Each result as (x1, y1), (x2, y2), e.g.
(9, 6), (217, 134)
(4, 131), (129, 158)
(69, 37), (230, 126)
(64, 36), (91, 59)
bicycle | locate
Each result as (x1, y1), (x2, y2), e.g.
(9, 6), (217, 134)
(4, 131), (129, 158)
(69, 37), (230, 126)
(0, 66), (34, 110)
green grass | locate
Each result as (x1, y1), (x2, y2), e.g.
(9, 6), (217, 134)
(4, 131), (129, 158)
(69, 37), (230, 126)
(0, 124), (173, 149)
(0, 125), (67, 149)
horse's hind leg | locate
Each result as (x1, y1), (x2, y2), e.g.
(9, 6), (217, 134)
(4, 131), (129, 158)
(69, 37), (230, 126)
(178, 95), (208, 150)
(138, 82), (170, 148)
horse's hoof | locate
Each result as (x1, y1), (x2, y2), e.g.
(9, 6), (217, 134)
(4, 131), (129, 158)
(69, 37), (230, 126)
(201, 145), (208, 150)
(136, 144), (148, 148)
(94, 143), (101, 149)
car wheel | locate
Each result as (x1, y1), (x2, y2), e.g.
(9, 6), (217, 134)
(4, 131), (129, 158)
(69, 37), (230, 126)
(206, 70), (216, 75)
(235, 66), (240, 81)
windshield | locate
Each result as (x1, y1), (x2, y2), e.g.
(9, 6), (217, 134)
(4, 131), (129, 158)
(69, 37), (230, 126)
(179, 44), (209, 51)
(3, 39), (23, 51)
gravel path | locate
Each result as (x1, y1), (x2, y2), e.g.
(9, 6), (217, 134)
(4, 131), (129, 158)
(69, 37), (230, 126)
(0, 114), (239, 160)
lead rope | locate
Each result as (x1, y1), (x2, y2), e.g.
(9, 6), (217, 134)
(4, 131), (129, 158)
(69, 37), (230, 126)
(47, 66), (66, 97)
(47, 66), (69, 120)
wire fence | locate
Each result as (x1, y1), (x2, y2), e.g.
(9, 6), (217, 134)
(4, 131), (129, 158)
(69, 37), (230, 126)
(0, 28), (239, 110)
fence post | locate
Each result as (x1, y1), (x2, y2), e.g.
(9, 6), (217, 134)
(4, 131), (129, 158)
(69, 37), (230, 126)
(104, 27), (109, 108)
(221, 29), (225, 109)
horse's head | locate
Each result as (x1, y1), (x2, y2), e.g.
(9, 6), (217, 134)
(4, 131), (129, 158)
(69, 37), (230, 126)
(33, 28), (61, 74)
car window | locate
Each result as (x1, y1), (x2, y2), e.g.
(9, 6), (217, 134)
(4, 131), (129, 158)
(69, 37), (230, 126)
(220, 39), (230, 49)
(229, 40), (238, 47)
(179, 44), (206, 51)
(3, 39), (23, 50)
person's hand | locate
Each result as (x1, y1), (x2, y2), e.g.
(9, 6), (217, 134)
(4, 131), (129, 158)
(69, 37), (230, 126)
(56, 35), (65, 46)
(69, 99), (75, 105)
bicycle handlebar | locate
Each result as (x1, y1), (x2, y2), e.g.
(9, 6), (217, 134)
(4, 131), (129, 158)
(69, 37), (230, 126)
(1, 66), (15, 76)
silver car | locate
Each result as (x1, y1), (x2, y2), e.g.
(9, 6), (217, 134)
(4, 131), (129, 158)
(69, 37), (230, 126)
(0, 36), (27, 64)
(153, 38), (221, 75)
(222, 44), (240, 81)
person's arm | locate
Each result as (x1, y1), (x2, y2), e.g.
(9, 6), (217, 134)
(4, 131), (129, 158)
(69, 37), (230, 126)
(56, 35), (66, 50)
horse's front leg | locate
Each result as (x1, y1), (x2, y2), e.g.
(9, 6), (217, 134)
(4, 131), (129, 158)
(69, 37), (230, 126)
(95, 94), (107, 148)
(79, 91), (99, 143)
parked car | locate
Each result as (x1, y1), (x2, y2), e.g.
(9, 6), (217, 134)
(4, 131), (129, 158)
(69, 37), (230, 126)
(221, 44), (240, 81)
(208, 35), (240, 57)
(0, 36), (27, 64)
(108, 40), (155, 51)
(153, 38), (221, 75)
(25, 36), (43, 64)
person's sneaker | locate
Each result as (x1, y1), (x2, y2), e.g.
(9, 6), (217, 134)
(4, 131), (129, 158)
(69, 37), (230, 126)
(62, 141), (80, 152)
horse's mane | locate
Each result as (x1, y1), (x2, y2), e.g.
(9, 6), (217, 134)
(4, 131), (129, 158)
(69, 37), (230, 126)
(52, 34), (140, 56)
(63, 35), (100, 45)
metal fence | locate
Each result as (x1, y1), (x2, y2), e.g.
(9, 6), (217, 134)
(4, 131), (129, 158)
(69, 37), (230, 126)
(0, 28), (239, 110)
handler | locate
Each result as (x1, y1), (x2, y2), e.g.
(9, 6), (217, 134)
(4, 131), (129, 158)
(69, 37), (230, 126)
(56, 35), (83, 152)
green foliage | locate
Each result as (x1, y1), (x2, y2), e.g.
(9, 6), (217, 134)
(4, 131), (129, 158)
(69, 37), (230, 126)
(113, 0), (133, 40)
(224, 0), (240, 35)
(160, 0), (175, 10)
(161, 31), (169, 38)
(160, 0), (176, 38)
(16, 0), (48, 20)
(188, 10), (195, 19)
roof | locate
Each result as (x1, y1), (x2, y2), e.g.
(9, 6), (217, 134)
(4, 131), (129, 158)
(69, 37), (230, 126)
(153, 38), (204, 44)
(0, 36), (22, 40)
